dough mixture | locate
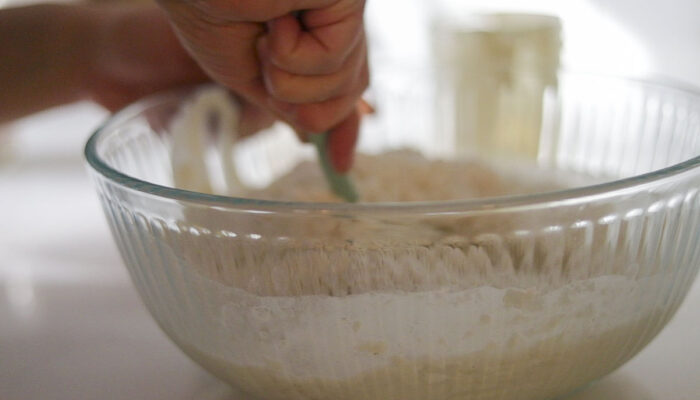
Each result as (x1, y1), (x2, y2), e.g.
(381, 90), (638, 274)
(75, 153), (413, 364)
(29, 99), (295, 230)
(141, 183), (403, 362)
(148, 88), (672, 400)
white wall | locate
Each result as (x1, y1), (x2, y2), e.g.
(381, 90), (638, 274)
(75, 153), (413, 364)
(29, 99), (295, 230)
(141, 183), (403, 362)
(365, 0), (700, 87)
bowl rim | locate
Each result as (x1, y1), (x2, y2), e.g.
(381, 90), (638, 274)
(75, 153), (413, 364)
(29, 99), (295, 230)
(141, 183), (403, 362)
(85, 72), (700, 215)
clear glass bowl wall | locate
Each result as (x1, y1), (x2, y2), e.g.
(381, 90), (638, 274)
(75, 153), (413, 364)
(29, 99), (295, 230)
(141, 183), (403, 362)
(86, 73), (700, 400)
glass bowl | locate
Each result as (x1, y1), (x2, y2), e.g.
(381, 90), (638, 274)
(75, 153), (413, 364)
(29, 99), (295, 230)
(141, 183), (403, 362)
(85, 73), (700, 400)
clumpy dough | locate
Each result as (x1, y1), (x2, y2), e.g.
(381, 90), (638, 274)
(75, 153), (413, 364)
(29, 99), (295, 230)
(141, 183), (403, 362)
(246, 149), (576, 203)
(249, 150), (526, 203)
(168, 87), (575, 203)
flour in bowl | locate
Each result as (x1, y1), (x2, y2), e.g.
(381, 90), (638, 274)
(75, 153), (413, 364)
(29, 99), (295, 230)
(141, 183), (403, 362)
(155, 88), (671, 400)
(246, 149), (569, 203)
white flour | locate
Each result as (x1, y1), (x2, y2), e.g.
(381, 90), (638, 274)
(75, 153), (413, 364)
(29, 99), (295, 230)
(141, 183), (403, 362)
(159, 89), (667, 400)
(167, 257), (666, 400)
(197, 274), (662, 380)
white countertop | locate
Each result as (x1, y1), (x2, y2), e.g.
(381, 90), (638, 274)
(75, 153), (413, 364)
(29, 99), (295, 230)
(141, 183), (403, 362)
(1, 103), (699, 400)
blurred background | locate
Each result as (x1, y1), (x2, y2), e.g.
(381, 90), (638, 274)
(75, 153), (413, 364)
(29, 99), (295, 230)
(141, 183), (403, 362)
(1, 0), (699, 399)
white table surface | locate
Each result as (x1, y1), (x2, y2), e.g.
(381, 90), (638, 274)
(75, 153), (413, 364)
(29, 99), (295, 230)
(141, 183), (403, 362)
(1, 103), (699, 400)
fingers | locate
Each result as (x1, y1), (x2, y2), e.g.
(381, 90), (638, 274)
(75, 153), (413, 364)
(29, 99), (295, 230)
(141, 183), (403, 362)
(327, 108), (360, 172)
(259, 9), (369, 133)
(259, 36), (366, 104)
(255, 0), (368, 141)
(265, 10), (363, 75)
(155, 0), (368, 174)
(165, 12), (264, 89)
(268, 60), (369, 134)
(264, 49), (368, 173)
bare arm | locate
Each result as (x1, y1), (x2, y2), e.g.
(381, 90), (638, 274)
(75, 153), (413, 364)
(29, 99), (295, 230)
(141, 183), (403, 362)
(0, 4), (92, 122)
(0, 4), (208, 123)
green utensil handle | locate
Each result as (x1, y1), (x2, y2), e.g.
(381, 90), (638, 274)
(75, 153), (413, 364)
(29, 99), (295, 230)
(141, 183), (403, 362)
(309, 133), (358, 203)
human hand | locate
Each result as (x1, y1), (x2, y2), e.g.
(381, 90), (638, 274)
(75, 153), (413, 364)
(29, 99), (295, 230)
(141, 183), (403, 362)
(157, 0), (368, 172)
(0, 3), (276, 132)
(84, 5), (209, 112)
(86, 5), (276, 136)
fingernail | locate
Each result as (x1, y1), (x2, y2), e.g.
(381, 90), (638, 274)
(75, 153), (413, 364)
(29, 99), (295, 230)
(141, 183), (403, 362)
(358, 99), (376, 115)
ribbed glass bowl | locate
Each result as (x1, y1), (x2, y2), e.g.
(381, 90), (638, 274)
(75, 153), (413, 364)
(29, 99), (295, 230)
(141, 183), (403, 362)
(86, 73), (700, 400)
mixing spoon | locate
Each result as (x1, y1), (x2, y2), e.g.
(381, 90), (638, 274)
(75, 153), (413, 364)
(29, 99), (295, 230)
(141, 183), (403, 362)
(309, 132), (358, 202)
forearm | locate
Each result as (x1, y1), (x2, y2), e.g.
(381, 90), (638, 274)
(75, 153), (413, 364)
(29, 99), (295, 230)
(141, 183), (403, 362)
(0, 4), (94, 123)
